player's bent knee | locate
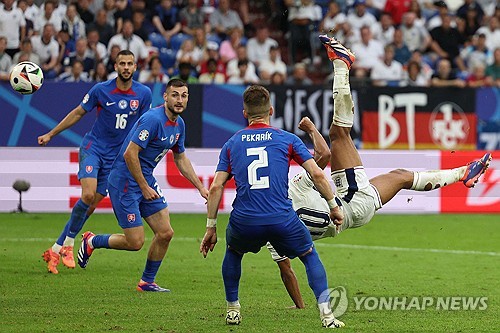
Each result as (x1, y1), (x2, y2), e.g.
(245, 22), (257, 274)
(127, 238), (145, 251)
(157, 228), (174, 242)
(81, 193), (95, 205)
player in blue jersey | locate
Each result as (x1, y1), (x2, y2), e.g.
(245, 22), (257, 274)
(268, 35), (493, 309)
(199, 85), (346, 329)
(77, 79), (209, 292)
(38, 50), (152, 274)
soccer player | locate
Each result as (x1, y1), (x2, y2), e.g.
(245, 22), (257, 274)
(38, 50), (152, 274)
(199, 85), (346, 328)
(78, 79), (209, 292)
(268, 35), (493, 309)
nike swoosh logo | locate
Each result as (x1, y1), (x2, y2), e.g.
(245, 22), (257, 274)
(160, 137), (168, 141)
(106, 102), (116, 106)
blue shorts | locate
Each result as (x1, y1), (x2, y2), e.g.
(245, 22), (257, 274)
(77, 148), (110, 196)
(226, 214), (313, 259)
(108, 181), (168, 229)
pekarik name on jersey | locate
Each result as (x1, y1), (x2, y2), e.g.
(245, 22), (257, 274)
(241, 132), (273, 142)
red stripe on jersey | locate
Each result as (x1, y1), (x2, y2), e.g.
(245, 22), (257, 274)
(110, 87), (137, 95)
(85, 140), (93, 150)
(226, 148), (232, 174)
(288, 144), (305, 165)
(246, 123), (272, 129)
(165, 119), (179, 127)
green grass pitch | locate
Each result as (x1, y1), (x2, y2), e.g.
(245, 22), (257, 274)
(1, 213), (499, 333)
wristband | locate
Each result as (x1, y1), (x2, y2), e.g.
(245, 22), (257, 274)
(206, 218), (217, 228)
(327, 198), (338, 209)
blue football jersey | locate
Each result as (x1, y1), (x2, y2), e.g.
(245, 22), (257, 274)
(217, 123), (313, 225)
(108, 105), (186, 191)
(79, 78), (153, 162)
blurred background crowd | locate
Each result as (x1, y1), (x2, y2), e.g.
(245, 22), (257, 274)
(0, 0), (499, 87)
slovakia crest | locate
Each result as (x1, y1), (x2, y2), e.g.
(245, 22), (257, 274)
(127, 214), (136, 223)
(130, 99), (139, 111)
(85, 165), (93, 174)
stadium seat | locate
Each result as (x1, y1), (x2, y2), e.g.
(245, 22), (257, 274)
(149, 32), (167, 49)
(169, 33), (192, 51)
(159, 48), (177, 70)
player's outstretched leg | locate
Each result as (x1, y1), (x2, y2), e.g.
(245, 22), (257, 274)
(77, 231), (95, 268)
(370, 153), (492, 205)
(222, 247), (243, 325)
(319, 34), (361, 172)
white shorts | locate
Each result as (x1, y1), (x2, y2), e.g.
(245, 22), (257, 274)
(332, 166), (382, 231)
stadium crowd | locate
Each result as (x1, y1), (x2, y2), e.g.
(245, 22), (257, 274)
(0, 0), (499, 87)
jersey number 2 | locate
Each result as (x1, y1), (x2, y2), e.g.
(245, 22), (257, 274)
(115, 114), (128, 129)
(247, 147), (269, 189)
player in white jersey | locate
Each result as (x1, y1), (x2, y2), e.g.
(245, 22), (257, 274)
(267, 35), (492, 309)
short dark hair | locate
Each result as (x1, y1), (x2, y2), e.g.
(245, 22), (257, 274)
(117, 49), (135, 59)
(166, 78), (188, 91)
(243, 85), (270, 118)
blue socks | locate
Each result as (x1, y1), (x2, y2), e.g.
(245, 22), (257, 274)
(55, 222), (71, 246)
(222, 247), (243, 302)
(67, 199), (90, 238)
(91, 234), (111, 249)
(299, 247), (329, 303)
(141, 260), (163, 283)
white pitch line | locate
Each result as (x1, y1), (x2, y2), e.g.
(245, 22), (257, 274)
(2, 237), (498, 257)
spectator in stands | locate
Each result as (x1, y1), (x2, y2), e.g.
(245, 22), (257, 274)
(226, 44), (256, 78)
(57, 27), (75, 69)
(401, 12), (431, 53)
(114, 0), (133, 34)
(429, 14), (467, 72)
(108, 20), (149, 65)
(246, 26), (278, 68)
(347, 0), (377, 31)
(91, 61), (109, 82)
(457, 0), (484, 24)
(171, 61), (198, 83)
(0, 36), (12, 81)
(219, 27), (243, 64)
(392, 28), (411, 65)
(383, 0), (411, 26)
(66, 38), (96, 74)
(270, 71), (286, 85)
(209, 0), (243, 39)
(460, 33), (493, 72)
(199, 41), (226, 76)
(372, 12), (394, 47)
(180, 0), (209, 36)
(0, 0), (27, 58)
(409, 50), (433, 81)
(21, 0), (40, 27)
(86, 29), (107, 64)
(371, 44), (404, 86)
(76, 0), (94, 24)
(407, 0), (426, 27)
(466, 63), (490, 87)
(404, 60), (430, 87)
(455, 6), (480, 41)
(31, 23), (60, 79)
(34, 0), (62, 34)
(286, 62), (313, 85)
(16, 0), (35, 38)
(351, 25), (384, 78)
(285, 0), (318, 64)
(105, 44), (121, 76)
(132, 10), (150, 42)
(103, 0), (117, 29)
(199, 58), (226, 84)
(152, 0), (182, 44)
(192, 27), (208, 66)
(335, 21), (358, 49)
(56, 59), (90, 82)
(427, 1), (455, 31)
(319, 1), (347, 35)
(259, 45), (287, 84)
(227, 59), (259, 84)
(62, 3), (86, 41)
(476, 16), (500, 52)
(13, 38), (41, 64)
(176, 38), (197, 68)
(430, 58), (466, 87)
(138, 55), (169, 83)
(485, 47), (500, 87)
(86, 9), (115, 46)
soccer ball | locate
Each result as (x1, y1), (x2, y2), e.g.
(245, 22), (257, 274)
(9, 61), (44, 95)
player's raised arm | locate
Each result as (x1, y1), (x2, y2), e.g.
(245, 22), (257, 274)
(200, 170), (230, 257)
(298, 117), (330, 170)
(37, 105), (86, 146)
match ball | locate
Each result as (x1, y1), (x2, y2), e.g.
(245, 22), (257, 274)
(10, 61), (44, 95)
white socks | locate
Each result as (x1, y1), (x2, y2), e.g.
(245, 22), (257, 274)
(332, 60), (353, 127)
(227, 300), (241, 309)
(51, 243), (62, 254)
(63, 236), (75, 247)
(318, 301), (332, 317)
(411, 167), (466, 191)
